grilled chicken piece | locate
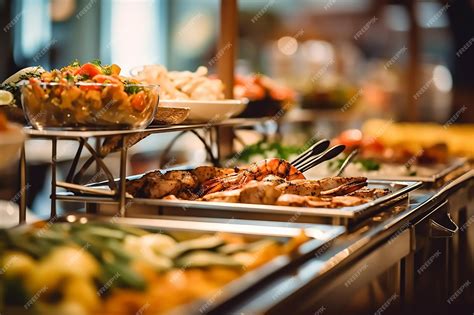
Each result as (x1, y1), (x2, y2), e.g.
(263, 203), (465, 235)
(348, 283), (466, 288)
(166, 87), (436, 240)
(126, 170), (162, 197)
(191, 166), (234, 184)
(201, 189), (241, 203)
(162, 195), (179, 200)
(328, 196), (369, 207)
(239, 181), (282, 205)
(162, 171), (198, 190)
(320, 179), (367, 197)
(277, 177), (367, 197)
(348, 187), (390, 199)
(276, 194), (311, 207)
(144, 179), (183, 199)
(176, 189), (199, 200)
(277, 193), (369, 208)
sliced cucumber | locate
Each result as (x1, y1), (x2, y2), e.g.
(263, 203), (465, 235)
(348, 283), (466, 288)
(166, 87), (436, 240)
(163, 235), (225, 259)
(83, 226), (126, 240)
(101, 261), (147, 291)
(218, 239), (277, 255)
(176, 251), (242, 268)
(217, 243), (250, 255)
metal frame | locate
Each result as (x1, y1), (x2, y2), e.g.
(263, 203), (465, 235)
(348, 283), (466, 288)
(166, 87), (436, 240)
(18, 118), (267, 223)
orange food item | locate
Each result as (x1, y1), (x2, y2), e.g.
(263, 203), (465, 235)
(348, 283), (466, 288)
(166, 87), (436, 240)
(74, 63), (102, 77)
(131, 91), (146, 111)
(0, 113), (8, 131)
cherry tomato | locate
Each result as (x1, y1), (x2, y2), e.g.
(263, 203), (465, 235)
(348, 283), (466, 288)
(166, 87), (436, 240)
(337, 129), (363, 148)
(130, 91), (146, 111)
(74, 63), (102, 78)
(92, 75), (122, 85)
(78, 84), (101, 91)
(362, 137), (385, 153)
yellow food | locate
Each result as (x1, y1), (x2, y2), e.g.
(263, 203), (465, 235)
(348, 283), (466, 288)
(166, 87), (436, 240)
(363, 119), (474, 158)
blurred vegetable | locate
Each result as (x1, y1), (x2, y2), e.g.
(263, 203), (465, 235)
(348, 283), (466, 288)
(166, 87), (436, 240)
(3, 221), (301, 314)
(234, 140), (302, 163)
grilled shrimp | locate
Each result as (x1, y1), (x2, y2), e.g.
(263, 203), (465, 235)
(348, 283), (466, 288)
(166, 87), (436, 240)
(201, 159), (304, 195)
(245, 159), (305, 181)
(277, 177), (367, 197)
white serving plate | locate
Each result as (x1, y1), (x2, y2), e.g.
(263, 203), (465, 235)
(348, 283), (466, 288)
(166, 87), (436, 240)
(0, 122), (25, 169)
(159, 99), (247, 122)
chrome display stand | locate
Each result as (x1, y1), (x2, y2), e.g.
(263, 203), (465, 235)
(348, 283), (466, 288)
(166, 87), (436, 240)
(18, 118), (266, 223)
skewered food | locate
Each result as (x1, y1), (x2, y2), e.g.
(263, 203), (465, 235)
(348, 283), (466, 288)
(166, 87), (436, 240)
(2, 221), (308, 314)
(126, 159), (389, 208)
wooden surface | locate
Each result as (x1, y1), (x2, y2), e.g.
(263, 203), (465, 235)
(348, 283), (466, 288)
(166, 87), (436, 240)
(217, 0), (238, 160)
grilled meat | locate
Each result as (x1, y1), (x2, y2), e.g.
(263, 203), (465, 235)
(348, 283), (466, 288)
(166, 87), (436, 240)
(276, 194), (370, 208)
(126, 170), (162, 197)
(162, 171), (198, 190)
(201, 190), (241, 203)
(239, 181), (282, 205)
(191, 166), (234, 184)
(277, 177), (367, 197)
(124, 160), (385, 209)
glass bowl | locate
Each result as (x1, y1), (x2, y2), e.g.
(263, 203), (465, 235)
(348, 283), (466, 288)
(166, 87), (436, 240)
(21, 82), (159, 130)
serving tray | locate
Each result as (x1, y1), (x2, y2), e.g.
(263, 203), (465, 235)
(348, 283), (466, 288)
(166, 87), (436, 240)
(7, 215), (345, 315)
(336, 158), (468, 189)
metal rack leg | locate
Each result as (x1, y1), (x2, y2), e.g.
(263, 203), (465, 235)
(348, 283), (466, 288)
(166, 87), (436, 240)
(118, 135), (128, 217)
(19, 144), (27, 224)
(51, 138), (57, 218)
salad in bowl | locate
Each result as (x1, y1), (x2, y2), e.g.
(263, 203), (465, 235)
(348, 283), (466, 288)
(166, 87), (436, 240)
(20, 60), (159, 130)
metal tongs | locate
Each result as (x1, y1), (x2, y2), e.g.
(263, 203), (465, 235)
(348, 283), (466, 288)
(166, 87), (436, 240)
(335, 149), (359, 176)
(291, 139), (346, 173)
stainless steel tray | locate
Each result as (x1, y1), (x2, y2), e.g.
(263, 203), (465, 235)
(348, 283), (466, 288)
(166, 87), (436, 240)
(341, 158), (468, 188)
(8, 215), (345, 315)
(88, 180), (422, 226)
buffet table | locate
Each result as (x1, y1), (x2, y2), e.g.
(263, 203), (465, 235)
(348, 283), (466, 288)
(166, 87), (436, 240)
(13, 118), (474, 314)
(171, 171), (474, 315)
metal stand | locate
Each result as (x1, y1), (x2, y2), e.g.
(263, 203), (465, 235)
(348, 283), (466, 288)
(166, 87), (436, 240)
(17, 119), (266, 222)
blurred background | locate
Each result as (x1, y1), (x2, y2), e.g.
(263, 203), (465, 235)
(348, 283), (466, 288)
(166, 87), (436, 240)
(1, 0), (473, 122)
(0, 0), (473, 216)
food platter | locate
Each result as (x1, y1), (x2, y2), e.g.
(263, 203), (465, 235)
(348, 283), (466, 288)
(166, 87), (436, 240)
(159, 99), (248, 122)
(85, 180), (422, 226)
(327, 157), (468, 188)
(131, 180), (421, 225)
(4, 215), (345, 315)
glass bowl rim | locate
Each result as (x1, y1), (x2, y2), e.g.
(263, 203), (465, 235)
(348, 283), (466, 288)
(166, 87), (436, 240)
(18, 81), (160, 89)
